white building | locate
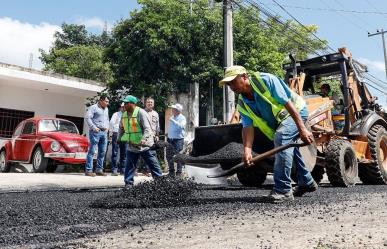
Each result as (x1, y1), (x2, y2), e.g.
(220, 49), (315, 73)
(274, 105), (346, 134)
(0, 62), (105, 139)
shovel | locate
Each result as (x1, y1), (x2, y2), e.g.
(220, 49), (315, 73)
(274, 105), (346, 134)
(207, 141), (307, 178)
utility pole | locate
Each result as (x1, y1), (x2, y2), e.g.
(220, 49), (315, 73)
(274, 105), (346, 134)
(28, 53), (33, 69)
(368, 29), (387, 81)
(223, 0), (235, 123)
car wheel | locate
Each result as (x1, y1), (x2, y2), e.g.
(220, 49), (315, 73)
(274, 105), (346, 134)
(32, 147), (48, 173)
(0, 150), (11, 172)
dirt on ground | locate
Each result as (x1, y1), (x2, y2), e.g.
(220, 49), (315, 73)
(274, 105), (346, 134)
(0, 177), (386, 249)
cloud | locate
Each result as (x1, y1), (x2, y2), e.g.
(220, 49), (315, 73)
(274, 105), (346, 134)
(75, 17), (113, 31)
(358, 58), (385, 72)
(0, 17), (60, 69)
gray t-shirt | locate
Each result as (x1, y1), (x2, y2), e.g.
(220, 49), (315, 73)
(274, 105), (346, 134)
(118, 108), (154, 153)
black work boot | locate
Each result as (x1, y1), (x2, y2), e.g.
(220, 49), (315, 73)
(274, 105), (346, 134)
(263, 190), (294, 203)
(293, 181), (318, 197)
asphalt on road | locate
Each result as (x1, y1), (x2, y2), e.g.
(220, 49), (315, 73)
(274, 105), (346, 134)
(0, 177), (386, 249)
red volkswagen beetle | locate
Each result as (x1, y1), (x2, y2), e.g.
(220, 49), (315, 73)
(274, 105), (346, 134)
(0, 117), (90, 173)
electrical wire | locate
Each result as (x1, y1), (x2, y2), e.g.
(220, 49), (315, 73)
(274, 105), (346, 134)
(262, 3), (387, 15)
(364, 0), (387, 20)
(237, 0), (324, 56)
(235, 1), (321, 56)
(270, 0), (335, 53)
(333, 0), (376, 31)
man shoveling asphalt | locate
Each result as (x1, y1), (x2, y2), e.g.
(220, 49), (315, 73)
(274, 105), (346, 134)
(219, 65), (318, 203)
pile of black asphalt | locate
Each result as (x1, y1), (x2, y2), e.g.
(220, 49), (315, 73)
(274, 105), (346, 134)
(174, 142), (257, 164)
(0, 180), (386, 248)
(91, 177), (200, 209)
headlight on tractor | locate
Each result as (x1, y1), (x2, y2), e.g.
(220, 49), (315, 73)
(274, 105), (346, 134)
(50, 141), (61, 152)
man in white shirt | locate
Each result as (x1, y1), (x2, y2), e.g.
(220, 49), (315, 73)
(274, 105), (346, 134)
(109, 103), (126, 175)
(166, 103), (186, 177)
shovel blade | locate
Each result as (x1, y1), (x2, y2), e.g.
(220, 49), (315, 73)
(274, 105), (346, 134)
(185, 164), (228, 185)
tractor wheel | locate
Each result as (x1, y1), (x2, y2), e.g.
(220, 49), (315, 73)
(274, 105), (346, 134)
(0, 150), (11, 172)
(237, 168), (267, 187)
(311, 165), (325, 184)
(32, 147), (48, 173)
(325, 140), (358, 187)
(359, 125), (387, 184)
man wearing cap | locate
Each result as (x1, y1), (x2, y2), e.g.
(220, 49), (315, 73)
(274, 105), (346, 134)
(118, 95), (163, 187)
(109, 103), (127, 176)
(85, 95), (110, 176)
(219, 65), (317, 203)
(166, 103), (187, 177)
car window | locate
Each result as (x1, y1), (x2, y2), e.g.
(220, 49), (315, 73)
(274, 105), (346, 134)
(22, 122), (36, 135)
(13, 123), (24, 137)
(39, 119), (79, 134)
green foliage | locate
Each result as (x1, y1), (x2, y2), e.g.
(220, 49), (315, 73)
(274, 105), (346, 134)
(105, 0), (224, 113)
(105, 0), (327, 117)
(40, 45), (113, 82)
(39, 23), (113, 83)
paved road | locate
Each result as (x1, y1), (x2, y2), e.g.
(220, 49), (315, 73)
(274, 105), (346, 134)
(0, 178), (385, 249)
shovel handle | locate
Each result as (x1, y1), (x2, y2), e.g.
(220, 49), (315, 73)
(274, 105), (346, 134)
(207, 141), (307, 178)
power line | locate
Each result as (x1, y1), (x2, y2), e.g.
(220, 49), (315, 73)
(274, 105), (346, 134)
(364, 80), (387, 94)
(271, 0), (335, 53)
(365, 71), (387, 85)
(262, 3), (387, 15)
(331, 0), (376, 31)
(364, 0), (387, 20)
(238, 0), (324, 56)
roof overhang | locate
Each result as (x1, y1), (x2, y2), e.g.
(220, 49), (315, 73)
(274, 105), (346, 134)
(0, 63), (105, 97)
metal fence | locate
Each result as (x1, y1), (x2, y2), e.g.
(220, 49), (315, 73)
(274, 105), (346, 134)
(0, 108), (34, 138)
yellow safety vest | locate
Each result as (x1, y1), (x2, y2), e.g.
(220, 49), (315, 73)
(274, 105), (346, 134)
(120, 107), (143, 144)
(237, 72), (306, 140)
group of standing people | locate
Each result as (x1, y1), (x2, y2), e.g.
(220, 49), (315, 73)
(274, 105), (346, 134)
(84, 95), (187, 187)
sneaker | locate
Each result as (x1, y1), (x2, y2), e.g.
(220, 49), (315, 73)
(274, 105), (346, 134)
(293, 181), (318, 197)
(85, 171), (96, 177)
(95, 171), (107, 176)
(263, 190), (294, 203)
(111, 171), (119, 176)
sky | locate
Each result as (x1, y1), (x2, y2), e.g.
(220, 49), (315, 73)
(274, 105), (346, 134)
(0, 0), (387, 104)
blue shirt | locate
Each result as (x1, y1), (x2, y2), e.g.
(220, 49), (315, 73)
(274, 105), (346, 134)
(86, 103), (109, 130)
(241, 72), (308, 129)
(168, 114), (186, 139)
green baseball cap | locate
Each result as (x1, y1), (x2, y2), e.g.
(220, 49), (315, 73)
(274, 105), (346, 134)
(122, 95), (138, 104)
(219, 65), (247, 86)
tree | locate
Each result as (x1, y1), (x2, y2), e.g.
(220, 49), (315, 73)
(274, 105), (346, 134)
(105, 0), (327, 118)
(39, 23), (113, 83)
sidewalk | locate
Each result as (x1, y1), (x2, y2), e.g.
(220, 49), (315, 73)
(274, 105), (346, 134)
(0, 173), (151, 192)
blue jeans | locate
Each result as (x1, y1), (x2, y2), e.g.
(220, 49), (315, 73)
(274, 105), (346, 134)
(166, 138), (184, 175)
(124, 149), (162, 185)
(85, 130), (108, 172)
(111, 132), (127, 173)
(273, 115), (314, 193)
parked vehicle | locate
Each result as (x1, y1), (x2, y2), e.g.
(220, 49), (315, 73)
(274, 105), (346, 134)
(0, 117), (90, 173)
